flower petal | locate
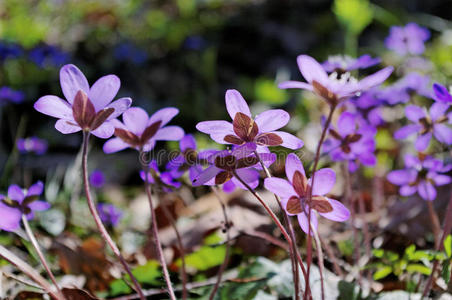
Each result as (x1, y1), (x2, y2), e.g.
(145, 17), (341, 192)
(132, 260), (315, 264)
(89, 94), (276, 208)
(60, 64), (89, 104)
(430, 102), (450, 122)
(180, 134), (197, 152)
(123, 107), (149, 136)
(278, 81), (313, 91)
(270, 131), (304, 149)
(28, 201), (51, 211)
(415, 132), (432, 151)
(400, 185), (417, 196)
(196, 120), (234, 135)
(337, 112), (356, 136)
(405, 105), (425, 122)
(394, 124), (421, 139)
(432, 174), (451, 186)
(357, 66), (393, 90)
(154, 126), (184, 141)
(254, 109), (290, 133)
(297, 212), (318, 235)
(418, 180), (436, 201)
(192, 165), (221, 186)
(387, 169), (416, 185)
(264, 177), (297, 199)
(55, 119), (81, 134)
(285, 153), (306, 183)
(225, 89), (251, 119)
(8, 185), (24, 202)
(88, 75), (120, 111)
(232, 142), (257, 159)
(148, 107), (179, 127)
(106, 97), (132, 120)
(91, 122), (114, 139)
(433, 83), (452, 103)
(433, 124), (452, 145)
(103, 137), (130, 153)
(234, 168), (260, 190)
(27, 181), (43, 197)
(0, 202), (21, 232)
(297, 55), (328, 85)
(34, 95), (73, 119)
(319, 198), (350, 222)
(310, 168), (336, 196)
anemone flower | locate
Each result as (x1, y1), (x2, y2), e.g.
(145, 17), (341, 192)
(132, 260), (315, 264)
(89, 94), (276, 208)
(97, 203), (123, 227)
(264, 153), (349, 234)
(279, 55), (393, 106)
(0, 182), (50, 231)
(34, 64), (132, 138)
(394, 103), (452, 151)
(196, 89), (303, 150)
(322, 54), (380, 73)
(433, 83), (452, 104)
(385, 23), (430, 56)
(103, 107), (184, 153)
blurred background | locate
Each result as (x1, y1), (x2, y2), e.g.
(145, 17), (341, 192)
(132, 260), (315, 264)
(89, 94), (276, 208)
(1, 0), (452, 187)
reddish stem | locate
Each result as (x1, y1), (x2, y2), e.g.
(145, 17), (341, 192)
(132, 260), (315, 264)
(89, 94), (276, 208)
(81, 131), (145, 300)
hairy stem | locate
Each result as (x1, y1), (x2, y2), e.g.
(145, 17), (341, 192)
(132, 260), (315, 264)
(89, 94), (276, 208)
(209, 186), (232, 300)
(254, 150), (303, 299)
(305, 104), (336, 299)
(311, 225), (325, 300)
(232, 170), (308, 280)
(22, 215), (65, 300)
(81, 131), (145, 300)
(140, 155), (176, 300)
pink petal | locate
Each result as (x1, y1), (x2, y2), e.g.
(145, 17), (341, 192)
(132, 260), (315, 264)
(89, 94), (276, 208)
(91, 122), (114, 139)
(123, 107), (149, 135)
(109, 119), (127, 130)
(278, 81), (313, 90)
(297, 212), (318, 235)
(196, 120), (233, 135)
(106, 97), (132, 120)
(148, 107), (179, 127)
(357, 66), (393, 90)
(59, 64), (89, 104)
(255, 109), (290, 132)
(225, 89), (251, 119)
(34, 95), (73, 119)
(88, 75), (120, 111)
(319, 198), (350, 221)
(264, 177), (297, 199)
(285, 153), (306, 182)
(297, 55), (328, 85)
(55, 119), (81, 134)
(310, 168), (336, 196)
(154, 126), (185, 141)
(103, 137), (129, 153)
(270, 131), (304, 149)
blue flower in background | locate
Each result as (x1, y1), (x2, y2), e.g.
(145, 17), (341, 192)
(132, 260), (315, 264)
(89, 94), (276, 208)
(114, 42), (147, 65)
(0, 42), (23, 61)
(29, 44), (69, 68)
(0, 87), (25, 105)
(183, 35), (206, 51)
(90, 170), (106, 188)
(97, 203), (122, 227)
(17, 137), (48, 155)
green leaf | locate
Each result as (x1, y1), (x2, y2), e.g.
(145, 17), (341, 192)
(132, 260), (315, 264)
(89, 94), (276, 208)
(109, 279), (131, 296)
(373, 266), (392, 280)
(131, 260), (161, 285)
(444, 235), (452, 258)
(406, 264), (432, 275)
(180, 244), (226, 271)
(254, 78), (288, 105)
(372, 248), (384, 258)
(442, 261), (451, 284)
(333, 0), (373, 35)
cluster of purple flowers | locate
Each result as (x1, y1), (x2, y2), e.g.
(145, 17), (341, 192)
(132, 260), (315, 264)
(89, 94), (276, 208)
(17, 137), (48, 155)
(0, 40), (68, 67)
(0, 86), (25, 106)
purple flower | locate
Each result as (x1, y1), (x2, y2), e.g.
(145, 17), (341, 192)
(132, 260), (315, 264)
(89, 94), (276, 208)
(192, 143), (274, 190)
(387, 154), (451, 201)
(0, 86), (25, 105)
(196, 89), (303, 150)
(29, 44), (69, 68)
(34, 64), (132, 138)
(433, 83), (452, 104)
(89, 170), (105, 188)
(114, 43), (147, 65)
(17, 137), (48, 155)
(323, 112), (377, 172)
(394, 103), (452, 151)
(103, 107), (184, 153)
(379, 72), (431, 105)
(140, 160), (182, 191)
(385, 23), (430, 56)
(0, 42), (23, 61)
(97, 203), (122, 226)
(279, 55), (393, 106)
(348, 89), (385, 127)
(322, 54), (381, 73)
(0, 182), (50, 231)
(166, 134), (217, 182)
(264, 153), (350, 234)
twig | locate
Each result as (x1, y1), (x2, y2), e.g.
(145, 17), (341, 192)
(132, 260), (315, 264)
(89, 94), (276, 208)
(81, 131), (145, 300)
(21, 215), (64, 299)
(140, 152), (176, 300)
(305, 104), (336, 300)
(317, 234), (344, 277)
(209, 186), (232, 300)
(2, 271), (45, 290)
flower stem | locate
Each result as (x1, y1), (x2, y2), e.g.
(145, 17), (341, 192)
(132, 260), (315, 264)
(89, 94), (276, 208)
(311, 225), (325, 300)
(209, 186), (232, 300)
(305, 104), (336, 299)
(81, 131), (145, 300)
(427, 201), (441, 249)
(21, 215), (65, 300)
(232, 170), (308, 280)
(253, 150), (304, 299)
(140, 157), (176, 300)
